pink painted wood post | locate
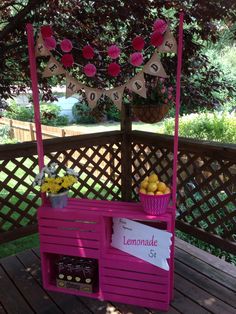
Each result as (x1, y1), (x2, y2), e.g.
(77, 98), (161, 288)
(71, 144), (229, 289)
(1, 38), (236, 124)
(172, 12), (184, 209)
(170, 11), (184, 299)
(26, 23), (46, 203)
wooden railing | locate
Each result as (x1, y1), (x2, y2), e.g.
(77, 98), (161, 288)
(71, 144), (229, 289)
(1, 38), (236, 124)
(131, 131), (236, 254)
(0, 117), (80, 142)
(0, 131), (235, 254)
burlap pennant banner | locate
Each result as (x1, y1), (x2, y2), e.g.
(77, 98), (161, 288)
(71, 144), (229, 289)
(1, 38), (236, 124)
(42, 56), (65, 78)
(84, 86), (103, 109)
(143, 52), (168, 78)
(105, 85), (126, 110)
(66, 74), (84, 98)
(35, 34), (51, 57)
(158, 28), (177, 53)
(126, 72), (147, 98)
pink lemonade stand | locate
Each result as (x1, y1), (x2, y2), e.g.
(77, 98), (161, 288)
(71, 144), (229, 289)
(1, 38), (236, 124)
(26, 12), (184, 311)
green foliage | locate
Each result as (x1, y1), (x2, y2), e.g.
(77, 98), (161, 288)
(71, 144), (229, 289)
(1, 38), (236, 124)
(0, 234), (39, 258)
(132, 77), (174, 108)
(176, 230), (236, 265)
(106, 103), (121, 121)
(40, 103), (69, 126)
(161, 111), (236, 143)
(4, 101), (34, 121)
(0, 126), (17, 144)
(72, 101), (97, 124)
(4, 101), (69, 126)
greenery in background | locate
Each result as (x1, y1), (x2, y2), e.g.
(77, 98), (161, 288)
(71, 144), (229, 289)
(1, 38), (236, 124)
(1, 1), (236, 114)
(106, 103), (121, 122)
(72, 98), (121, 123)
(0, 125), (17, 144)
(0, 234), (39, 258)
(4, 100), (69, 126)
(157, 112), (236, 144)
(72, 101), (97, 124)
(176, 230), (236, 265)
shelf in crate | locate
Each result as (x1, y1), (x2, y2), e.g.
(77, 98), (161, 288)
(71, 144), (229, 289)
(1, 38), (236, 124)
(38, 198), (174, 221)
(45, 283), (101, 299)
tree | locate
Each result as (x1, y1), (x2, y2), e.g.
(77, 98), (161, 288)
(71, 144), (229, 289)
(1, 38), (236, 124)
(0, 0), (236, 111)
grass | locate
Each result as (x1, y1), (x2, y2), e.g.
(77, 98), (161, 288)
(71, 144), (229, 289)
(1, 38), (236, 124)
(0, 233), (39, 259)
(176, 230), (236, 266)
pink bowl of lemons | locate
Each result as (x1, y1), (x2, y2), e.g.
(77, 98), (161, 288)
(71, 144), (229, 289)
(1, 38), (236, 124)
(139, 173), (171, 215)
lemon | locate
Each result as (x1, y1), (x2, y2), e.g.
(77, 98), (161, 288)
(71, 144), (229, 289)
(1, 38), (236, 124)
(163, 187), (171, 194)
(157, 182), (166, 192)
(140, 180), (148, 189)
(147, 182), (157, 192)
(143, 176), (149, 181)
(139, 188), (147, 194)
(147, 192), (155, 195)
(155, 191), (163, 195)
(148, 173), (159, 183)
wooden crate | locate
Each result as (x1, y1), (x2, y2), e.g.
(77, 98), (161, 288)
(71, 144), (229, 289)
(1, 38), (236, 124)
(38, 198), (175, 311)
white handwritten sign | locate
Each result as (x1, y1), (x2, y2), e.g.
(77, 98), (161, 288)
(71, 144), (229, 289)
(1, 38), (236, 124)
(111, 218), (172, 271)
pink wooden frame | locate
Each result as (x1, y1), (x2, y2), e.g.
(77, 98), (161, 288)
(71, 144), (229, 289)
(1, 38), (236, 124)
(38, 198), (174, 311)
(27, 11), (184, 311)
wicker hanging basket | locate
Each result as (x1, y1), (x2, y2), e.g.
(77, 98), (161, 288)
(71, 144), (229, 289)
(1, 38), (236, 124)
(133, 104), (170, 124)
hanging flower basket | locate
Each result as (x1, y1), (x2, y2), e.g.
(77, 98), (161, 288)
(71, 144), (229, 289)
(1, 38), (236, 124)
(133, 104), (170, 124)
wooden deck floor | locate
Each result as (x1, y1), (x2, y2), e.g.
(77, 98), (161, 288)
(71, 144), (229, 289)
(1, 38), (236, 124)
(0, 238), (235, 314)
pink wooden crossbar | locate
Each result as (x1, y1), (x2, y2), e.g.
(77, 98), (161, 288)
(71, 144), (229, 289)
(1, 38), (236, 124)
(39, 218), (100, 231)
(41, 243), (99, 258)
(103, 276), (168, 292)
(40, 235), (100, 248)
(39, 226), (99, 239)
(102, 260), (168, 278)
(38, 198), (173, 222)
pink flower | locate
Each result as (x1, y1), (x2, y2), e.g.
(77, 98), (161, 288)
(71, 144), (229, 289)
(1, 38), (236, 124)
(60, 39), (73, 52)
(159, 78), (165, 83)
(164, 99), (168, 104)
(130, 52), (143, 67)
(61, 54), (74, 68)
(151, 31), (164, 47)
(108, 63), (121, 77)
(41, 25), (53, 39)
(82, 45), (95, 59)
(168, 86), (174, 92)
(84, 63), (97, 77)
(161, 88), (166, 94)
(44, 37), (57, 50)
(168, 94), (172, 100)
(132, 36), (145, 51)
(153, 19), (168, 34)
(107, 45), (121, 59)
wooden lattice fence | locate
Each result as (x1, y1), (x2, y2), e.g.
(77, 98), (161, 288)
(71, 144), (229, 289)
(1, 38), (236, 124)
(0, 131), (123, 243)
(0, 131), (235, 253)
(131, 131), (236, 253)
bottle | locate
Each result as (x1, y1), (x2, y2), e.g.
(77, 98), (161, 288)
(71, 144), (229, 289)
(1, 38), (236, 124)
(74, 258), (85, 283)
(66, 257), (74, 281)
(56, 255), (66, 280)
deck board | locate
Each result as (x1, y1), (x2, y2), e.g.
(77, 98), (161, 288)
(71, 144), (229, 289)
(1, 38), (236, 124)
(0, 239), (235, 314)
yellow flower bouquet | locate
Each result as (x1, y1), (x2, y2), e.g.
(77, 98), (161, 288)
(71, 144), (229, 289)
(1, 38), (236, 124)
(33, 163), (79, 208)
